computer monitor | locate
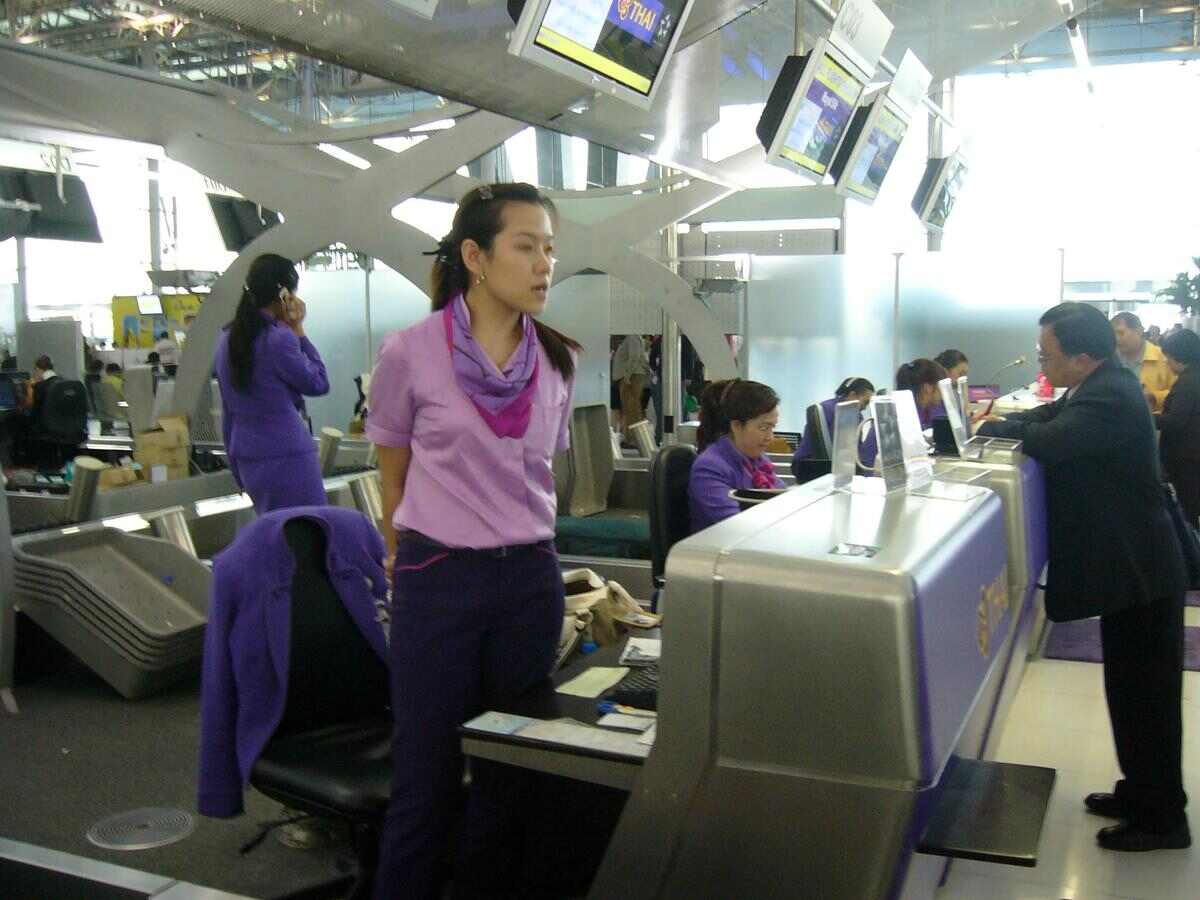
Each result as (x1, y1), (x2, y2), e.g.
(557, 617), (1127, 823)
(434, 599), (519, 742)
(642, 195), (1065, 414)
(137, 295), (164, 315)
(0, 166), (102, 243)
(830, 93), (910, 203)
(756, 39), (867, 182)
(207, 195), (281, 252)
(507, 0), (695, 110)
(912, 152), (968, 232)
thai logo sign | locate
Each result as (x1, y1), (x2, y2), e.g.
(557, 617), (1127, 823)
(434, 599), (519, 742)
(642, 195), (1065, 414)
(608, 0), (662, 43)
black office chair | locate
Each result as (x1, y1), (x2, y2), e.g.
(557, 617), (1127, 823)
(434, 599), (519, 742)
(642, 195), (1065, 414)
(26, 378), (88, 469)
(803, 403), (832, 460)
(648, 444), (697, 613)
(248, 518), (392, 900)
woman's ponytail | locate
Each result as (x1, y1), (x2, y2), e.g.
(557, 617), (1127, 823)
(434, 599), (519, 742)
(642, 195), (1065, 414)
(226, 253), (298, 392)
(697, 380), (734, 451)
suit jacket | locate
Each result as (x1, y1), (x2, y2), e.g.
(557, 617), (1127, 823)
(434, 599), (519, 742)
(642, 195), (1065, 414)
(214, 317), (329, 468)
(197, 506), (388, 818)
(1157, 364), (1200, 463)
(978, 358), (1184, 621)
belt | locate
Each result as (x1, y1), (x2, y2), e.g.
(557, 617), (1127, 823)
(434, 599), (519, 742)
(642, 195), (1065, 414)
(397, 530), (551, 559)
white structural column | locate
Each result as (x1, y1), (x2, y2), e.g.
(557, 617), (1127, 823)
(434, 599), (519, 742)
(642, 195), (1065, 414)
(168, 110), (527, 419)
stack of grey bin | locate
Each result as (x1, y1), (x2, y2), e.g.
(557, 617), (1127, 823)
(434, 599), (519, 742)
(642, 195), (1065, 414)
(12, 528), (210, 699)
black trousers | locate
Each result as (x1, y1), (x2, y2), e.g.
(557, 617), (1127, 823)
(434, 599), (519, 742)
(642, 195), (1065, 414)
(1100, 590), (1188, 830)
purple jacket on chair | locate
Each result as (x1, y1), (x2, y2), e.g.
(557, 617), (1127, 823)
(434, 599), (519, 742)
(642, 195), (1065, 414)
(197, 506), (389, 818)
(688, 435), (784, 533)
(214, 318), (329, 469)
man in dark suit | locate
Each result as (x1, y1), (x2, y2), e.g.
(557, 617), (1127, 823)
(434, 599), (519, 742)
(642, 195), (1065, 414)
(979, 302), (1189, 852)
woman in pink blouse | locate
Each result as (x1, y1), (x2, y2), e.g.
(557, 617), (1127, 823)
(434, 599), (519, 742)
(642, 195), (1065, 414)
(366, 183), (579, 899)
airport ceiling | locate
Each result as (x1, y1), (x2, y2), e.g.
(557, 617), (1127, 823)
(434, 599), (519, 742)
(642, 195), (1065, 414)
(1, 0), (1197, 177)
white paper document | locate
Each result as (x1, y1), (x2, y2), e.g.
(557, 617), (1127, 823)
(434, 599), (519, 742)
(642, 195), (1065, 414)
(463, 712), (537, 735)
(516, 718), (651, 758)
(556, 666), (629, 698)
(597, 713), (655, 733)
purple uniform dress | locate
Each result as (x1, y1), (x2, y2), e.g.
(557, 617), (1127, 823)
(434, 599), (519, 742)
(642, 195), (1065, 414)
(688, 435), (785, 533)
(214, 316), (329, 513)
(366, 307), (574, 899)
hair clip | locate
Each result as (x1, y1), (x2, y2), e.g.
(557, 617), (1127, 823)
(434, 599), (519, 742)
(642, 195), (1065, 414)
(477, 184), (494, 201)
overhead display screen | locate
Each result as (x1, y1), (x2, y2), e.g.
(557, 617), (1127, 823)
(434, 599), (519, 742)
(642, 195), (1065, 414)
(844, 105), (907, 200)
(779, 54), (863, 176)
(534, 0), (688, 96)
(927, 156), (968, 229)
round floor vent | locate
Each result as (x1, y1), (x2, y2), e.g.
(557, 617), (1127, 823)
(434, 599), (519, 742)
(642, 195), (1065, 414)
(86, 807), (195, 851)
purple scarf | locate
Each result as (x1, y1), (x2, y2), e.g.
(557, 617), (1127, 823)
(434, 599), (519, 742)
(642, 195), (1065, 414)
(442, 294), (539, 439)
(743, 454), (779, 490)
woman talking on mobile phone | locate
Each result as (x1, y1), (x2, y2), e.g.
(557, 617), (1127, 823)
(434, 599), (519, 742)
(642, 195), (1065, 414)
(367, 183), (579, 899)
(213, 253), (330, 513)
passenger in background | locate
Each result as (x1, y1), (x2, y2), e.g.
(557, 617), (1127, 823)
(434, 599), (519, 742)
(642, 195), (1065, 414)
(155, 330), (180, 377)
(792, 377), (877, 473)
(25, 355), (58, 414)
(895, 358), (949, 429)
(1112, 312), (1176, 411)
(979, 303), (1188, 852)
(612, 332), (651, 441)
(1157, 328), (1200, 526)
(934, 349), (969, 381)
(103, 363), (124, 396)
(84, 359), (105, 431)
(214, 253), (329, 514)
(368, 183), (578, 900)
(1147, 325), (1163, 346)
(689, 379), (784, 532)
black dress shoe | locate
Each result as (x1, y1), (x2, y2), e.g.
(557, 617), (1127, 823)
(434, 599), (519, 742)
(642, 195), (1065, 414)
(1084, 792), (1129, 819)
(1097, 820), (1192, 852)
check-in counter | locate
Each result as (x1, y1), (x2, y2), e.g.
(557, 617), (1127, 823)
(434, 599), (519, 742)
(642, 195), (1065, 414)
(934, 437), (1048, 758)
(589, 474), (1054, 899)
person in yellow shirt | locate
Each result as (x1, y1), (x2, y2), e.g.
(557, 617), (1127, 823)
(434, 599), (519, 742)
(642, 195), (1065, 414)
(1112, 312), (1176, 411)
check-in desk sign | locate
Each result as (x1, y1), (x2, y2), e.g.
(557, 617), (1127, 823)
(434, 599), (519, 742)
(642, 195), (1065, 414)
(977, 566), (1009, 657)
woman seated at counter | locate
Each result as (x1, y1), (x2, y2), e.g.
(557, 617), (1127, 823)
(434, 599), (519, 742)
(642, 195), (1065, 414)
(688, 378), (785, 532)
(934, 349), (969, 381)
(896, 358), (949, 429)
(792, 377), (878, 475)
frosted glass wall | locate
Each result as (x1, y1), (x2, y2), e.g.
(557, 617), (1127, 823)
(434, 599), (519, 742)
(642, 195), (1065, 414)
(539, 273), (611, 410)
(745, 250), (1062, 431)
(896, 250), (1061, 393)
(299, 266), (429, 435)
(746, 255), (897, 432)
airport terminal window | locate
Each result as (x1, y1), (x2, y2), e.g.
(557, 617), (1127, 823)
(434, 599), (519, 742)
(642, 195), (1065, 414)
(944, 61), (1200, 284)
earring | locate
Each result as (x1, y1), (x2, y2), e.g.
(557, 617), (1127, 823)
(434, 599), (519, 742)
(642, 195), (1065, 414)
(477, 272), (487, 285)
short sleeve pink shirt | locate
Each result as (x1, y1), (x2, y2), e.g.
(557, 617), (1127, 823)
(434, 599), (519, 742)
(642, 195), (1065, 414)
(365, 312), (574, 549)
